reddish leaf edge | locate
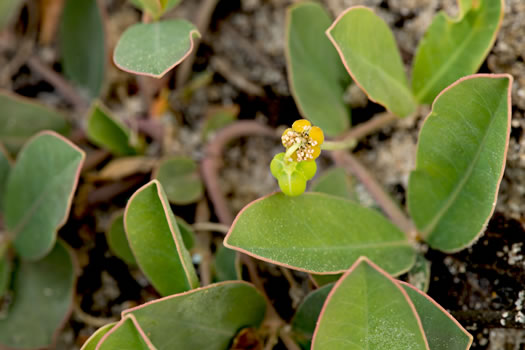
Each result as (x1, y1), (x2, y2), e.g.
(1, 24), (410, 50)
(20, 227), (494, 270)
(310, 256), (430, 350)
(283, 2), (350, 136)
(412, 73), (513, 253)
(95, 314), (156, 350)
(223, 192), (415, 276)
(79, 323), (116, 350)
(325, 6), (414, 118)
(8, 130), (85, 261)
(113, 27), (201, 79)
(123, 179), (197, 292)
(398, 281), (474, 349)
(412, 0), (504, 102)
(0, 240), (78, 350)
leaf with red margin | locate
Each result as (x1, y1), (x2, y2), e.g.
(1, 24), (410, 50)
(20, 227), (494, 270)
(113, 19), (200, 78)
(0, 91), (70, 153)
(411, 0), (504, 104)
(326, 7), (417, 118)
(312, 257), (430, 349)
(400, 281), (473, 350)
(124, 180), (199, 296)
(407, 74), (512, 252)
(80, 323), (116, 350)
(224, 192), (416, 276)
(0, 240), (76, 349)
(285, 2), (351, 136)
(95, 282), (266, 350)
(96, 316), (153, 350)
(5, 131), (85, 260)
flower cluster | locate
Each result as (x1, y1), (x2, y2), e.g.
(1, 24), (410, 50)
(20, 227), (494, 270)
(281, 119), (324, 162)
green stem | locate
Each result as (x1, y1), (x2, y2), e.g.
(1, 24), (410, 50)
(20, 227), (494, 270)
(321, 138), (357, 151)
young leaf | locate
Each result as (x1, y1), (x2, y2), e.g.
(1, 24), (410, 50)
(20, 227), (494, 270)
(106, 212), (137, 266)
(0, 241), (75, 349)
(97, 316), (153, 350)
(224, 193), (416, 275)
(310, 167), (355, 200)
(408, 75), (512, 252)
(124, 180), (199, 296)
(119, 282), (266, 349)
(411, 0), (503, 104)
(60, 0), (106, 99)
(326, 7), (417, 117)
(129, 0), (179, 19)
(0, 145), (11, 212)
(0, 92), (70, 152)
(80, 323), (116, 350)
(5, 132), (85, 260)
(86, 101), (137, 156)
(113, 19), (200, 78)
(312, 257), (429, 349)
(153, 156), (203, 205)
(291, 283), (333, 349)
(400, 281), (473, 350)
(286, 2), (351, 136)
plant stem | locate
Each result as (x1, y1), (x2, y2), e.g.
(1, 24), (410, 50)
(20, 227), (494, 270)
(331, 150), (415, 236)
(192, 222), (230, 234)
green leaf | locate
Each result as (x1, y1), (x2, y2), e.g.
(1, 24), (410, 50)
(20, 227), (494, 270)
(310, 167), (355, 200)
(80, 323), (116, 350)
(0, 0), (22, 29)
(0, 92), (70, 152)
(97, 316), (152, 350)
(401, 281), (473, 350)
(0, 241), (75, 349)
(286, 2), (351, 136)
(411, 0), (503, 104)
(125, 180), (199, 296)
(114, 19), (200, 78)
(327, 7), (416, 117)
(407, 254), (431, 293)
(310, 273), (340, 287)
(153, 156), (204, 205)
(176, 216), (195, 250)
(291, 284), (333, 349)
(122, 282), (266, 349)
(214, 244), (240, 282)
(86, 101), (136, 156)
(0, 145), (11, 212)
(312, 257), (429, 349)
(225, 193), (416, 275)
(5, 132), (85, 260)
(60, 0), (106, 99)
(131, 0), (162, 19)
(408, 75), (511, 252)
(106, 212), (137, 266)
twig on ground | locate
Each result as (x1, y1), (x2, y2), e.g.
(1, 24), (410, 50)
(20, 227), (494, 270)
(211, 56), (265, 97)
(87, 175), (146, 206)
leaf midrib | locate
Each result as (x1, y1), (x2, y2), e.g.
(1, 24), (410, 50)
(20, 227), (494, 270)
(420, 96), (504, 238)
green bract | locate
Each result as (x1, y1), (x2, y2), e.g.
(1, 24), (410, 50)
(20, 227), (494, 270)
(270, 152), (317, 196)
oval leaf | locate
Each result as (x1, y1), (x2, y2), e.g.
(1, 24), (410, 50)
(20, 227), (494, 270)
(286, 2), (351, 136)
(412, 0), (503, 104)
(60, 0), (106, 99)
(326, 7), (416, 117)
(0, 241), (75, 349)
(224, 192), (416, 275)
(153, 156), (203, 205)
(114, 19), (200, 78)
(312, 257), (429, 349)
(407, 75), (511, 251)
(120, 282), (266, 349)
(97, 316), (153, 350)
(6, 132), (85, 260)
(80, 323), (116, 350)
(214, 244), (240, 282)
(124, 180), (199, 296)
(400, 281), (473, 350)
(0, 92), (70, 152)
(86, 101), (137, 156)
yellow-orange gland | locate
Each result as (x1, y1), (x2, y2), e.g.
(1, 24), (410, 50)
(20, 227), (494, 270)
(281, 119), (324, 162)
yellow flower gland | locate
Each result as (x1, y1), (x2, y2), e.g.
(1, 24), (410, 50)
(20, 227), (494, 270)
(281, 119), (324, 162)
